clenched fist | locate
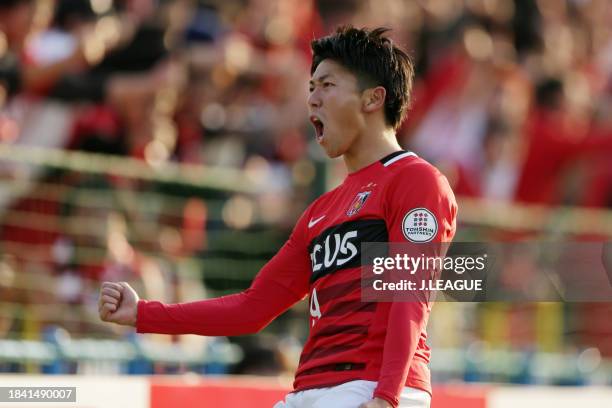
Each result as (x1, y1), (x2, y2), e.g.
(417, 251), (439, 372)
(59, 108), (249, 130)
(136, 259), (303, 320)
(98, 281), (139, 327)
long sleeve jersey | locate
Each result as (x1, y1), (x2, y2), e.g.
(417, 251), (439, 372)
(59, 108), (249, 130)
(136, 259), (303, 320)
(137, 151), (457, 407)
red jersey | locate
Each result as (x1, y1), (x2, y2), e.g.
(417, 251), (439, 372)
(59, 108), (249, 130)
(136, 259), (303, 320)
(136, 151), (457, 407)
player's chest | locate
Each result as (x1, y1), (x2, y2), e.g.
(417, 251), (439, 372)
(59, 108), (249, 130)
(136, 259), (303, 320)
(305, 182), (389, 280)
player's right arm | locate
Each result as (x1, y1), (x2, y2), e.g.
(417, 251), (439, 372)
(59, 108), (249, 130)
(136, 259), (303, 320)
(99, 212), (312, 336)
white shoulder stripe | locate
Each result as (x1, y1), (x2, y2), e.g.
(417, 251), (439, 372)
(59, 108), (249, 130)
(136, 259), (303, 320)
(383, 151), (417, 167)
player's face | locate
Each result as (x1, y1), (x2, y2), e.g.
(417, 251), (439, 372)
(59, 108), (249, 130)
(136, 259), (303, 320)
(308, 60), (364, 158)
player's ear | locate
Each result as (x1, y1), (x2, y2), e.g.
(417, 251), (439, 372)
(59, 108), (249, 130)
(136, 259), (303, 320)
(362, 86), (386, 114)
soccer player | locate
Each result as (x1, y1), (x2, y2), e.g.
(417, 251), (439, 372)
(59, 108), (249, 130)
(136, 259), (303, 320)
(99, 26), (457, 408)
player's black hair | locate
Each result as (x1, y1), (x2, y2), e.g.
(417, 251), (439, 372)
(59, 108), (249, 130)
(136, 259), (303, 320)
(310, 25), (415, 129)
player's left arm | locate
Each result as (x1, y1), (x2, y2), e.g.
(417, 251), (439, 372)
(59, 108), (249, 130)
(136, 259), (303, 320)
(370, 162), (457, 407)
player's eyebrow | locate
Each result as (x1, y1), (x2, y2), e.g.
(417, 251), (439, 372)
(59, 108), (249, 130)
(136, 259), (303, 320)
(309, 74), (332, 87)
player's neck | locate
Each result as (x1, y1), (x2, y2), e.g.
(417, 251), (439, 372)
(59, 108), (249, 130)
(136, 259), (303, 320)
(343, 127), (401, 173)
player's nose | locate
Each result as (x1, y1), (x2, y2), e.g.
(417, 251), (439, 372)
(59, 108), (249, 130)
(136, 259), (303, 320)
(308, 88), (322, 109)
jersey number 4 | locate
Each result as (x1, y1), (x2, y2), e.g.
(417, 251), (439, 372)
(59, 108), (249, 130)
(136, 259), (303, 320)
(310, 288), (321, 327)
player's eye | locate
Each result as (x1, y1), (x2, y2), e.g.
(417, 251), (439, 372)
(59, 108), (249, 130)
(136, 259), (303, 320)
(323, 82), (334, 88)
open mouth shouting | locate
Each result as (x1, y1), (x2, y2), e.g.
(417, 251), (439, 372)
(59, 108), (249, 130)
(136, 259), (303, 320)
(310, 115), (325, 143)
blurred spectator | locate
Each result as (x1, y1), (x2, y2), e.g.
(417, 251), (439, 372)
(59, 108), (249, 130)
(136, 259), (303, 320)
(515, 77), (612, 205)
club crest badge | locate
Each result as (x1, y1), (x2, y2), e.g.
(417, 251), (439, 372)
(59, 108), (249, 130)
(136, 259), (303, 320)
(346, 191), (371, 216)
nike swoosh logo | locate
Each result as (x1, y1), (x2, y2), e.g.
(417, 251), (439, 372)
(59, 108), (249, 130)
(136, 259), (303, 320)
(308, 215), (326, 228)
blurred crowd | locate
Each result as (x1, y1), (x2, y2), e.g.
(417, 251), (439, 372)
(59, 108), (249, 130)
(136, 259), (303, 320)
(398, 0), (612, 206)
(0, 0), (611, 378)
